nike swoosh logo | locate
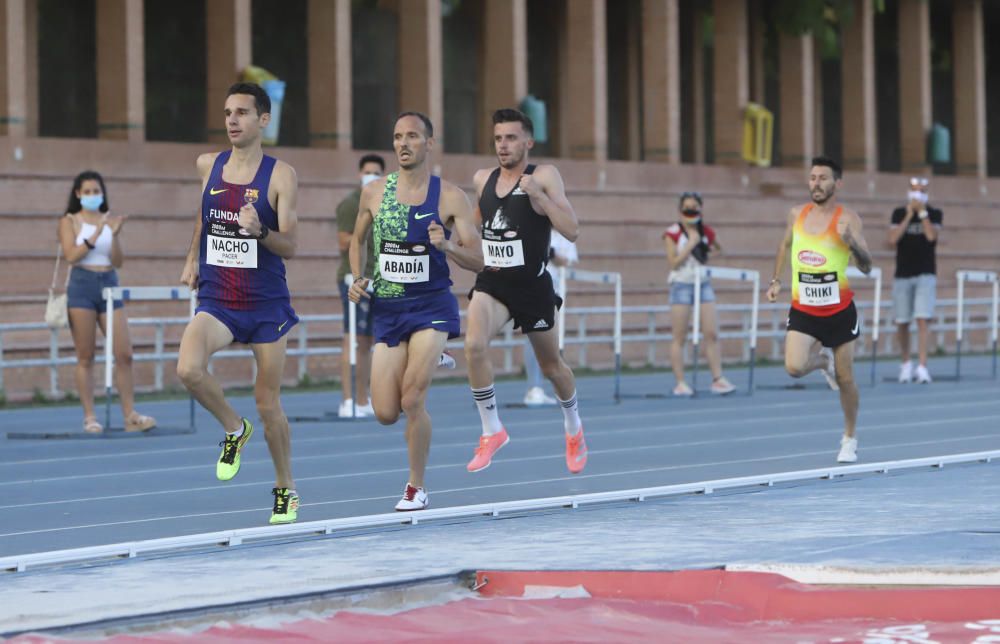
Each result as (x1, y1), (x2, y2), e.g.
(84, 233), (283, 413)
(278, 320), (288, 332)
(851, 319), (859, 335)
(431, 320), (446, 324)
(209, 188), (227, 195)
(414, 212), (436, 220)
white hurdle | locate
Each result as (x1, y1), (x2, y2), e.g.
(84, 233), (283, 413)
(692, 266), (760, 394)
(954, 270), (999, 380)
(558, 267), (623, 402)
(846, 266), (882, 387)
(103, 286), (197, 432)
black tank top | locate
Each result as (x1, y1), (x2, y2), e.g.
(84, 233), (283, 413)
(477, 165), (552, 283)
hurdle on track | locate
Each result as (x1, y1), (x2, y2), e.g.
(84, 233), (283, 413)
(288, 279), (372, 423)
(557, 267), (623, 402)
(953, 269), (999, 381)
(692, 265), (760, 395)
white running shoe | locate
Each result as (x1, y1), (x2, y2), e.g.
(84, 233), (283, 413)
(710, 377), (736, 395)
(394, 483), (429, 511)
(438, 350), (456, 369)
(898, 360), (913, 383)
(819, 348), (839, 391)
(837, 435), (858, 463)
(672, 382), (694, 397)
(338, 399), (373, 418)
(523, 386), (557, 406)
(915, 364), (932, 384)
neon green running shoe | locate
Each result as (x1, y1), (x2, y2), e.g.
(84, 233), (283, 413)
(270, 487), (299, 524)
(216, 418), (253, 481)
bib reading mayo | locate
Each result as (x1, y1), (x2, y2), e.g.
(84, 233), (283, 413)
(482, 229), (525, 268)
(206, 218), (258, 269)
(379, 240), (429, 283)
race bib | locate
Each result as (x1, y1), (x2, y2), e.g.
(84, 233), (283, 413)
(379, 240), (429, 283)
(798, 271), (840, 306)
(206, 219), (257, 269)
(482, 238), (525, 268)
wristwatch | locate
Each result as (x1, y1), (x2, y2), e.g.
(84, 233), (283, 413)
(255, 226), (270, 240)
(917, 210), (929, 220)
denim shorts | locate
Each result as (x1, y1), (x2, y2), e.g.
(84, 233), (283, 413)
(892, 274), (936, 323)
(67, 267), (123, 312)
(668, 280), (716, 306)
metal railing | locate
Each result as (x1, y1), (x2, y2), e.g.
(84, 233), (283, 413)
(1, 297), (998, 397)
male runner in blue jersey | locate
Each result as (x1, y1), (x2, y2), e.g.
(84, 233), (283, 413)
(463, 108), (587, 474)
(178, 82), (301, 524)
(348, 112), (482, 511)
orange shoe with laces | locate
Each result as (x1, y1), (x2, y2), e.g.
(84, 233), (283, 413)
(565, 427), (588, 474)
(466, 428), (510, 472)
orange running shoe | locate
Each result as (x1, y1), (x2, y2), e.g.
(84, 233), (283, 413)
(466, 428), (510, 472)
(565, 427), (588, 474)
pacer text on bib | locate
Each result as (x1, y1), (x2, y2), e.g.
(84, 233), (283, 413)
(207, 219), (257, 269)
(379, 240), (429, 283)
(482, 229), (525, 268)
(798, 271), (840, 307)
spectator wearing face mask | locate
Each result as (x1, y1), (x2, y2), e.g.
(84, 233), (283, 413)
(663, 192), (735, 397)
(335, 154), (385, 417)
(888, 177), (941, 384)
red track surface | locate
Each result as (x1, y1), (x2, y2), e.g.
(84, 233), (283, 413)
(13, 570), (1000, 643)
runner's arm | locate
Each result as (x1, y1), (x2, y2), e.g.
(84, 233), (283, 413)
(257, 161), (298, 259)
(524, 165), (579, 242)
(349, 183), (377, 282)
(840, 211), (873, 274)
(769, 208), (797, 285)
(438, 184), (484, 272)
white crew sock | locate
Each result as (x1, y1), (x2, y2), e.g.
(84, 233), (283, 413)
(558, 391), (582, 435)
(471, 385), (504, 436)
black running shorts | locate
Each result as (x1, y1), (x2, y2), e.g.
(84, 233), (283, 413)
(471, 272), (563, 333)
(786, 300), (861, 348)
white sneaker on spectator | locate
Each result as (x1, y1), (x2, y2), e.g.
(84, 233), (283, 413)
(338, 399), (373, 418)
(523, 386), (556, 406)
(672, 382), (694, 397)
(710, 377), (736, 395)
(819, 348), (839, 391)
(898, 360), (913, 383)
(438, 350), (456, 369)
(837, 435), (858, 463)
(915, 364), (932, 384)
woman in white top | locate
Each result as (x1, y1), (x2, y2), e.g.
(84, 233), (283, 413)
(663, 192), (735, 396)
(57, 171), (155, 433)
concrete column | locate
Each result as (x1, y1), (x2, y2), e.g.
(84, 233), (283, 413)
(307, 0), (351, 149)
(560, 0), (606, 160)
(96, 0), (144, 141)
(398, 0), (443, 148)
(897, 0), (931, 174)
(479, 0), (527, 154)
(840, 0), (876, 173)
(206, 0), (251, 143)
(640, 0), (680, 163)
(779, 32), (815, 168)
(952, 0), (986, 177)
(748, 0), (765, 104)
(691, 3), (705, 164)
(0, 0), (29, 137)
(712, 0), (749, 165)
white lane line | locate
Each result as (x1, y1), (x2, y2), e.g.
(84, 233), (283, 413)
(1, 430), (997, 531)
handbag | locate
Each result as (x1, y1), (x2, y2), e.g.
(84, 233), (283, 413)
(44, 245), (69, 329)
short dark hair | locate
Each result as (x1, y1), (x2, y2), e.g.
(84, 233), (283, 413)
(810, 155), (842, 180)
(396, 111), (433, 138)
(359, 153), (386, 172)
(66, 170), (110, 214)
(492, 108), (534, 137)
(226, 82), (271, 115)
(678, 191), (703, 208)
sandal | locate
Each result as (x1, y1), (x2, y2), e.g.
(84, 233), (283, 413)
(125, 412), (156, 433)
(83, 416), (103, 434)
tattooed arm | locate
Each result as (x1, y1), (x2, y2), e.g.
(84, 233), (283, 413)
(837, 210), (873, 275)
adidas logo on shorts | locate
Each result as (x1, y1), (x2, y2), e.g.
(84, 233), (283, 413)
(533, 319), (549, 329)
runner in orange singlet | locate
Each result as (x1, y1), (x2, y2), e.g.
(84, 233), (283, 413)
(766, 157), (873, 463)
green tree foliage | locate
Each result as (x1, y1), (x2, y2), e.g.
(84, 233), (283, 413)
(769, 0), (887, 59)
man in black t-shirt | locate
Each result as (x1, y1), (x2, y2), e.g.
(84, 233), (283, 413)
(888, 176), (942, 384)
